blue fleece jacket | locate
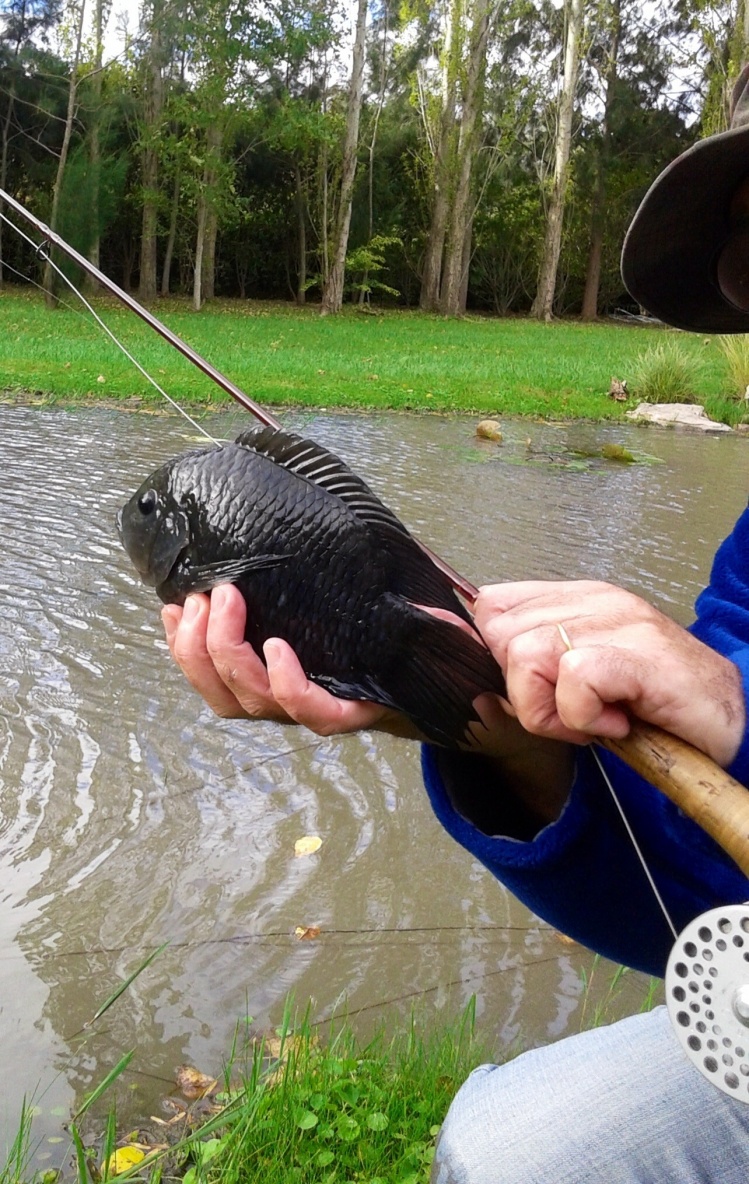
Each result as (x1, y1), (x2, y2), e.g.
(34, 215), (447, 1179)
(422, 505), (749, 979)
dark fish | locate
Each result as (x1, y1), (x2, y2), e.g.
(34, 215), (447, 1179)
(116, 426), (506, 746)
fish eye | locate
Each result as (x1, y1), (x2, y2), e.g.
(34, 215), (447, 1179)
(138, 489), (158, 516)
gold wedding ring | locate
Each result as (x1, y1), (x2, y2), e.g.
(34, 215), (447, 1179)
(557, 623), (574, 652)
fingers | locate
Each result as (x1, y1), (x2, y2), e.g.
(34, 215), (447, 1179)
(263, 639), (386, 735)
(163, 585), (400, 737)
(163, 586), (289, 721)
(471, 579), (746, 762)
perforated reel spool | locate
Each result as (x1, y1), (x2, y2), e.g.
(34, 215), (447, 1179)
(666, 902), (749, 1101)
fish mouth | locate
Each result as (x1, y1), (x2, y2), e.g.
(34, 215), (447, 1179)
(116, 504), (192, 588)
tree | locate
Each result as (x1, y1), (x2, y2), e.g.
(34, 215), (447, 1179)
(137, 0), (166, 301)
(320, 0), (368, 314)
(417, 0), (496, 315)
(581, 0), (621, 320)
(530, 0), (585, 321)
(0, 0), (61, 287)
(43, 0), (87, 304)
(438, 0), (491, 315)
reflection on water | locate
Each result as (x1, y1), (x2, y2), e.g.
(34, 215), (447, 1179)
(0, 404), (746, 1162)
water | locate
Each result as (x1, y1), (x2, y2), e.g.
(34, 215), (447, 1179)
(0, 404), (746, 1164)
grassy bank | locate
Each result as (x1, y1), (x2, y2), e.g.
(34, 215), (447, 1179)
(0, 287), (738, 420)
(4, 1004), (490, 1184)
(5, 964), (660, 1184)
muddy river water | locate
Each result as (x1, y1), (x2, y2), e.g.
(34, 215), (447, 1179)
(1, 404), (747, 1162)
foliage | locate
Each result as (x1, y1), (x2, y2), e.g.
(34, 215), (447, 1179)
(177, 1005), (485, 1184)
(2, 958), (665, 1184)
(0, 0), (706, 313)
(345, 233), (402, 299)
(631, 338), (706, 404)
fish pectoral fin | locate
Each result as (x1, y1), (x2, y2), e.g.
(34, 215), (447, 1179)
(189, 553), (289, 592)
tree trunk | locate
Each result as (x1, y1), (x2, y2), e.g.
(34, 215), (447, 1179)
(458, 210), (473, 313)
(195, 121), (221, 306)
(193, 197), (206, 311)
(320, 0), (368, 315)
(530, 0), (584, 321)
(44, 0), (87, 305)
(161, 170), (180, 296)
(419, 0), (458, 312)
(203, 206), (217, 301)
(581, 0), (621, 321)
(0, 86), (16, 290)
(359, 2), (389, 303)
(295, 163), (306, 304)
(439, 0), (490, 316)
(139, 8), (164, 303)
(84, 0), (105, 294)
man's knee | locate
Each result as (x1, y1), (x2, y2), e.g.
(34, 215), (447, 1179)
(430, 1063), (504, 1184)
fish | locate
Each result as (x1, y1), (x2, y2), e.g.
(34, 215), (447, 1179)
(116, 425), (506, 747)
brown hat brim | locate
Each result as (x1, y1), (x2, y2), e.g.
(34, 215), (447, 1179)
(621, 124), (749, 333)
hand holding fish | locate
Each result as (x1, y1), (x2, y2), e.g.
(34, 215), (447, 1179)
(474, 580), (746, 768)
(161, 580), (576, 828)
(161, 584), (426, 740)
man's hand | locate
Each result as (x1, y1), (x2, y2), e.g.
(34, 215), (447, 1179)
(473, 580), (745, 768)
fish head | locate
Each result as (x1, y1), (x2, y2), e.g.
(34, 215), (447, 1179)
(117, 468), (191, 594)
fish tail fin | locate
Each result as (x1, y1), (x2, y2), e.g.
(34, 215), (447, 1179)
(397, 615), (501, 743)
(395, 612), (506, 746)
(309, 605), (507, 748)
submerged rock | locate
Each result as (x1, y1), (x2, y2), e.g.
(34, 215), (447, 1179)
(626, 403), (732, 432)
(476, 419), (503, 441)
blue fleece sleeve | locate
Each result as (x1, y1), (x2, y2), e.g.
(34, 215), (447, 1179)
(422, 504), (749, 979)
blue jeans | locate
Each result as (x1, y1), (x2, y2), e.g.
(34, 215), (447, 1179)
(431, 1006), (749, 1183)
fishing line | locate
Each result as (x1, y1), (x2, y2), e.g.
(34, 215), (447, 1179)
(555, 625), (678, 940)
(0, 209), (221, 447)
(316, 953), (568, 1027)
(591, 743), (678, 940)
(0, 923), (551, 964)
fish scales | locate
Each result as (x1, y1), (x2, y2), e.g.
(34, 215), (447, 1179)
(117, 426), (506, 746)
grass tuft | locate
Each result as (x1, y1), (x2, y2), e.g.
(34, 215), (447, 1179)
(632, 338), (705, 404)
(2, 965), (662, 1184)
(718, 334), (749, 400)
(173, 1002), (488, 1184)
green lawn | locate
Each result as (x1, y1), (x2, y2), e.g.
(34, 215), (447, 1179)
(0, 287), (735, 420)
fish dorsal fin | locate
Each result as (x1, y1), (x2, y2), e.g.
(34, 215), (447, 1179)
(234, 426), (472, 621)
(234, 426), (412, 538)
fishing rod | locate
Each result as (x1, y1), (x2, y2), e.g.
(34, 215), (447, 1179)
(4, 188), (749, 883)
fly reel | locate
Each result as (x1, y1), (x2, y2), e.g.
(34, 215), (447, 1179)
(666, 902), (749, 1101)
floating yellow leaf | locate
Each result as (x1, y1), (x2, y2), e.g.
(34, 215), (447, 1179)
(555, 930), (577, 946)
(103, 1145), (145, 1176)
(175, 1065), (218, 1099)
(294, 836), (322, 857)
(294, 925), (321, 940)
